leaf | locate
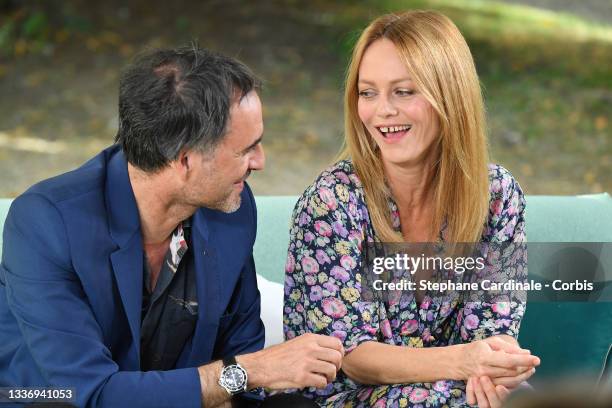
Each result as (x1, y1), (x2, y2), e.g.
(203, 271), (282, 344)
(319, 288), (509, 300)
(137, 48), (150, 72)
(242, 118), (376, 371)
(22, 11), (47, 39)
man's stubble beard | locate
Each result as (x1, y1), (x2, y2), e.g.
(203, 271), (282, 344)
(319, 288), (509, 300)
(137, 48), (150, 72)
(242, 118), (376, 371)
(203, 181), (242, 213)
(217, 170), (251, 213)
(216, 192), (242, 213)
(183, 181), (241, 214)
(192, 159), (249, 213)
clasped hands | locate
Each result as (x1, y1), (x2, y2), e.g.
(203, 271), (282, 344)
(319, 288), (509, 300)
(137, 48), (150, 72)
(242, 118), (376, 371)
(460, 336), (540, 408)
(238, 332), (539, 408)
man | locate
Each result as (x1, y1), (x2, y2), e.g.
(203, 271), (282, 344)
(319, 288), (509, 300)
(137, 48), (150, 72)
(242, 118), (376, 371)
(0, 46), (342, 407)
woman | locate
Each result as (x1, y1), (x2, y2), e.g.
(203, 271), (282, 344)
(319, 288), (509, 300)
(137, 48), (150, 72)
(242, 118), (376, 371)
(284, 11), (540, 408)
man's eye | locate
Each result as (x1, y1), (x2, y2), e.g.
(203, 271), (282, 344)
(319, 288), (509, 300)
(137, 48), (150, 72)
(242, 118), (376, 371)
(241, 144), (258, 156)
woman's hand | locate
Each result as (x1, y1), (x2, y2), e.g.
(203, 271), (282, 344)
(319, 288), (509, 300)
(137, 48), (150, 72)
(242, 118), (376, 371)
(457, 337), (540, 380)
(466, 376), (511, 408)
(463, 336), (539, 407)
(482, 336), (538, 389)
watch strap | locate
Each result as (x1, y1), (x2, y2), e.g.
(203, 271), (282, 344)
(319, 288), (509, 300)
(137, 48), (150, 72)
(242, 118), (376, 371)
(219, 355), (247, 396)
(223, 355), (237, 367)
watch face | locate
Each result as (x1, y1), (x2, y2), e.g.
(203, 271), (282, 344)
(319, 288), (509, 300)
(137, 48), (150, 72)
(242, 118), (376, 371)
(221, 365), (247, 394)
(227, 367), (245, 387)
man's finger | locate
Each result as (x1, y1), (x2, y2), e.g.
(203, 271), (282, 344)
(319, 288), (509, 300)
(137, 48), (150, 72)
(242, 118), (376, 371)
(315, 348), (343, 370)
(314, 334), (345, 354)
(303, 373), (328, 389)
(309, 360), (338, 383)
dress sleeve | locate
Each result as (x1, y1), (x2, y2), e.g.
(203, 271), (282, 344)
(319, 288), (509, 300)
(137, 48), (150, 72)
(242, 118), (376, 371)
(283, 171), (381, 353)
(452, 166), (527, 342)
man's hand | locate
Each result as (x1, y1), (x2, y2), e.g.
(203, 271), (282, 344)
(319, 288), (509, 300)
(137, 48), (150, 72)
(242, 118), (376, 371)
(238, 333), (344, 390)
(195, 334), (343, 407)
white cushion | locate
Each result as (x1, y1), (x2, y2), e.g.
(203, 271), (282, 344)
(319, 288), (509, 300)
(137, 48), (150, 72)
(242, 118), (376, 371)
(256, 274), (285, 347)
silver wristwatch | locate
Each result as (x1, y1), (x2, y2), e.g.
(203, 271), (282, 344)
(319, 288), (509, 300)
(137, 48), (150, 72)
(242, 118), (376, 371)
(218, 356), (248, 396)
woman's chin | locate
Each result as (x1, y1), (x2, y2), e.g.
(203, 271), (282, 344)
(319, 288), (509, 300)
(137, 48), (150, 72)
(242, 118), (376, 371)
(381, 152), (425, 167)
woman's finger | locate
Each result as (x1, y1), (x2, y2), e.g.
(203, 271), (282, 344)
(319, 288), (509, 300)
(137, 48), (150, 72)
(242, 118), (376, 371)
(480, 376), (502, 408)
(489, 351), (540, 370)
(481, 365), (526, 378)
(466, 377), (477, 406)
(496, 384), (511, 399)
(473, 377), (490, 408)
(486, 337), (530, 354)
(492, 367), (536, 389)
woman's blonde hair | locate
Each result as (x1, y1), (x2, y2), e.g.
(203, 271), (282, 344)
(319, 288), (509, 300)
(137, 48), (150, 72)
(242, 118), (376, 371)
(340, 10), (490, 243)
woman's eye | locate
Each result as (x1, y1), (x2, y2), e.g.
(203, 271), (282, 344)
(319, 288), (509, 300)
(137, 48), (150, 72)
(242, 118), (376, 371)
(358, 90), (375, 98)
(396, 89), (415, 96)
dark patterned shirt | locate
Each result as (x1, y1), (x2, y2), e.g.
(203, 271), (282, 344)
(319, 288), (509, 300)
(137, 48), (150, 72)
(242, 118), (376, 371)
(141, 219), (198, 371)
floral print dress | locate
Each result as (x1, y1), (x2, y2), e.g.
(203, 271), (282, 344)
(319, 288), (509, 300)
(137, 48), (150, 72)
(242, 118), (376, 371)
(283, 160), (527, 408)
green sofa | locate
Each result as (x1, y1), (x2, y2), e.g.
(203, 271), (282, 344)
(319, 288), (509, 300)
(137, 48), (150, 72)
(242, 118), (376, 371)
(1, 194), (611, 385)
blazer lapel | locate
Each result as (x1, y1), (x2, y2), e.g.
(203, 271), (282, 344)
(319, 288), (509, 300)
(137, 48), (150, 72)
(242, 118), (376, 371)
(188, 210), (221, 364)
(110, 242), (143, 366)
(105, 148), (143, 367)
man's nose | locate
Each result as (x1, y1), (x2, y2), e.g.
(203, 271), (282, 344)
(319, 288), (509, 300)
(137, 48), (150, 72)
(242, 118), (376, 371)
(249, 144), (265, 171)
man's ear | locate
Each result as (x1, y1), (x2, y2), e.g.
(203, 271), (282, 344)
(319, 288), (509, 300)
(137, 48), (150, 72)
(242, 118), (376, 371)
(174, 149), (191, 180)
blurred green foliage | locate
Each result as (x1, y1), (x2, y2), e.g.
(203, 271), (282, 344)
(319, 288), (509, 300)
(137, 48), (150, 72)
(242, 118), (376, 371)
(319, 0), (610, 191)
(0, 0), (608, 194)
(326, 0), (612, 87)
(0, 2), (93, 57)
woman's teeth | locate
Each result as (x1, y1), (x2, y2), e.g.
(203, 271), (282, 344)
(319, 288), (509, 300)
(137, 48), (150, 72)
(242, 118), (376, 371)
(379, 125), (411, 137)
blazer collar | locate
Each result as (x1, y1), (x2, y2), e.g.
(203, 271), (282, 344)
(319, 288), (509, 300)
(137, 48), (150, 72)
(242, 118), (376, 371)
(105, 146), (141, 249)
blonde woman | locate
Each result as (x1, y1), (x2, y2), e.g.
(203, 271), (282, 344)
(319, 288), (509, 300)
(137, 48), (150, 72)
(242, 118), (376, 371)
(284, 11), (540, 408)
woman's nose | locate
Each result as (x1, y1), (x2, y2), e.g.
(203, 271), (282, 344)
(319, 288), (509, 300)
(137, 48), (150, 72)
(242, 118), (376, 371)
(377, 96), (398, 117)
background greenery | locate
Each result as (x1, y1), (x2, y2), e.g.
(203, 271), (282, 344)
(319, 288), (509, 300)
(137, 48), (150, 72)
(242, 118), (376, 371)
(0, 0), (610, 196)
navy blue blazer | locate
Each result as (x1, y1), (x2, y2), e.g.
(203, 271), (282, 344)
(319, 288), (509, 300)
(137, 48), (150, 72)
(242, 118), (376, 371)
(0, 145), (265, 407)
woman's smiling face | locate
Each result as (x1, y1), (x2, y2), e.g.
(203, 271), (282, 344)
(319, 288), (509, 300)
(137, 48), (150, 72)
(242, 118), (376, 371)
(357, 38), (440, 167)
